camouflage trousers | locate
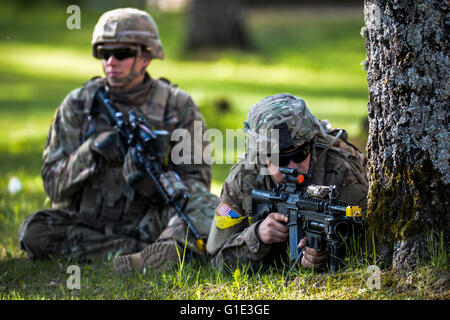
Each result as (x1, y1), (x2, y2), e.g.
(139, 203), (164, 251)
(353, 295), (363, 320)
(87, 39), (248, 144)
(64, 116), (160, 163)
(18, 191), (219, 262)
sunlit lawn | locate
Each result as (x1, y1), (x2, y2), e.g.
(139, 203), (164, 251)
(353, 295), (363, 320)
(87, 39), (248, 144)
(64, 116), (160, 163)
(7, 4), (440, 301)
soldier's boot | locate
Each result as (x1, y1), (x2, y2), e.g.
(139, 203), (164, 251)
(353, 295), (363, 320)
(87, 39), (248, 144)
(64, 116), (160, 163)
(113, 240), (181, 274)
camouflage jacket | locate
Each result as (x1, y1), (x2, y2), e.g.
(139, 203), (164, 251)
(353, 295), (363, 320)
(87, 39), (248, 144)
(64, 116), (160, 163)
(207, 140), (368, 271)
(42, 74), (212, 234)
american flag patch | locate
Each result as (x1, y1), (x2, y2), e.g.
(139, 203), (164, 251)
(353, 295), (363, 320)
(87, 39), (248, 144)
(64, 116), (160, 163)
(216, 201), (241, 218)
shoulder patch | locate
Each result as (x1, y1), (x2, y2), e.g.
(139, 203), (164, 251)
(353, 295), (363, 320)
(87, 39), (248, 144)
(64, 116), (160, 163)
(215, 216), (250, 229)
(215, 201), (253, 229)
(152, 78), (171, 107)
(216, 201), (241, 218)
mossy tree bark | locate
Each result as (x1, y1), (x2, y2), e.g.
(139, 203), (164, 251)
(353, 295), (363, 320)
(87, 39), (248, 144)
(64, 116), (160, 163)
(363, 0), (449, 269)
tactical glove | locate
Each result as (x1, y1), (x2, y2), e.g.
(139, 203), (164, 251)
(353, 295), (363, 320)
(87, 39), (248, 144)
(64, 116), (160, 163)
(91, 131), (125, 165)
(122, 147), (157, 198)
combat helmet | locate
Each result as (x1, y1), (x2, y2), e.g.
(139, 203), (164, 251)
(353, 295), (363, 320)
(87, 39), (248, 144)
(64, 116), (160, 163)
(244, 93), (326, 157)
(92, 7), (164, 59)
(92, 8), (164, 86)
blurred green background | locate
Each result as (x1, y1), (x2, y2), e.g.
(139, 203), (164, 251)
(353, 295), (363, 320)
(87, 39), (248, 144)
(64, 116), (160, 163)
(0, 0), (369, 254)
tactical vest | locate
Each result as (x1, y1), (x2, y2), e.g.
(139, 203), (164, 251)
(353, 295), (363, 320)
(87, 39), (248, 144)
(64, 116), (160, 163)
(75, 77), (186, 235)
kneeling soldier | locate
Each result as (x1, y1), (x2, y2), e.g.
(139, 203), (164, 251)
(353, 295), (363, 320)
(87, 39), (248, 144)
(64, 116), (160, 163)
(19, 8), (219, 273)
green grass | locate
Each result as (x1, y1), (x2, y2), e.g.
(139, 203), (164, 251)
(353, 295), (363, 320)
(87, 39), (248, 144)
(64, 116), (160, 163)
(0, 3), (448, 300)
(1, 241), (448, 300)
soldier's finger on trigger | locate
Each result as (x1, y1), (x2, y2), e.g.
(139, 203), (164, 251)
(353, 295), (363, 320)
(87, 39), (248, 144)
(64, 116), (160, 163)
(268, 212), (288, 224)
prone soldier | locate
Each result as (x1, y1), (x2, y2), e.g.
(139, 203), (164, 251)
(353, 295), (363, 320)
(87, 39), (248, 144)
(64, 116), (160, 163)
(207, 93), (368, 272)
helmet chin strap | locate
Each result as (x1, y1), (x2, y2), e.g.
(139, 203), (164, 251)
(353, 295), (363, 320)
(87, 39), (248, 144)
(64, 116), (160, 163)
(105, 46), (146, 88)
(305, 142), (314, 179)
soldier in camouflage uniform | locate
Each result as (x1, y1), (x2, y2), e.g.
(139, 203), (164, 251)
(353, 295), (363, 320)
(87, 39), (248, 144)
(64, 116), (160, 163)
(18, 8), (219, 273)
(207, 94), (368, 272)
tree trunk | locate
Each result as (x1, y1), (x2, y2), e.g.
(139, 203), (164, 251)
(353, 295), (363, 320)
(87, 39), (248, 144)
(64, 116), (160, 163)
(363, 0), (449, 269)
(185, 0), (253, 51)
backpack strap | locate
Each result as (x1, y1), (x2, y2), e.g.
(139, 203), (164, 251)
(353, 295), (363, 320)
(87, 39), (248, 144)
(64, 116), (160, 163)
(82, 77), (105, 114)
(315, 125), (368, 186)
(79, 77), (105, 142)
(315, 129), (344, 164)
(139, 78), (171, 128)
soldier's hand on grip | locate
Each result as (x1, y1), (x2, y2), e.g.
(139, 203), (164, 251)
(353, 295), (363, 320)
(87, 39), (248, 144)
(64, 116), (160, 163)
(256, 212), (289, 244)
(91, 131), (125, 164)
(298, 237), (329, 269)
(122, 147), (157, 198)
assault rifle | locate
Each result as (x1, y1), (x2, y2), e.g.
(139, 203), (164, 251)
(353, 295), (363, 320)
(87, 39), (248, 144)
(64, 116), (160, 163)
(251, 168), (362, 272)
(93, 88), (205, 252)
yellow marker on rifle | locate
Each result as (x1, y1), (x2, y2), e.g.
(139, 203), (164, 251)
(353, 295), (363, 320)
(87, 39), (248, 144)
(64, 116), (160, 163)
(346, 206), (362, 217)
(196, 239), (206, 252)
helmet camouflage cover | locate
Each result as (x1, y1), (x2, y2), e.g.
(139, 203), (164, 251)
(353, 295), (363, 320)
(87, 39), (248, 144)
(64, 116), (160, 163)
(244, 93), (326, 156)
(92, 8), (164, 59)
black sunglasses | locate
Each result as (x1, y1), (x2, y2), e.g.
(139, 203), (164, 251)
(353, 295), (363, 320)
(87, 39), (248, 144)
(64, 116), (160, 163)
(271, 142), (312, 167)
(97, 47), (137, 61)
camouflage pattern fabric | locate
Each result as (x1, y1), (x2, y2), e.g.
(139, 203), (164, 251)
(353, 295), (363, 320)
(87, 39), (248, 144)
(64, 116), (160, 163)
(92, 8), (164, 60)
(207, 94), (369, 272)
(19, 74), (219, 261)
(244, 93), (328, 157)
(18, 208), (148, 261)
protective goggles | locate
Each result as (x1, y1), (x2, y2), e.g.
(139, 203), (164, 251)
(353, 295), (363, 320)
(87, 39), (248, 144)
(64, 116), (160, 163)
(272, 142), (312, 167)
(97, 46), (138, 61)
